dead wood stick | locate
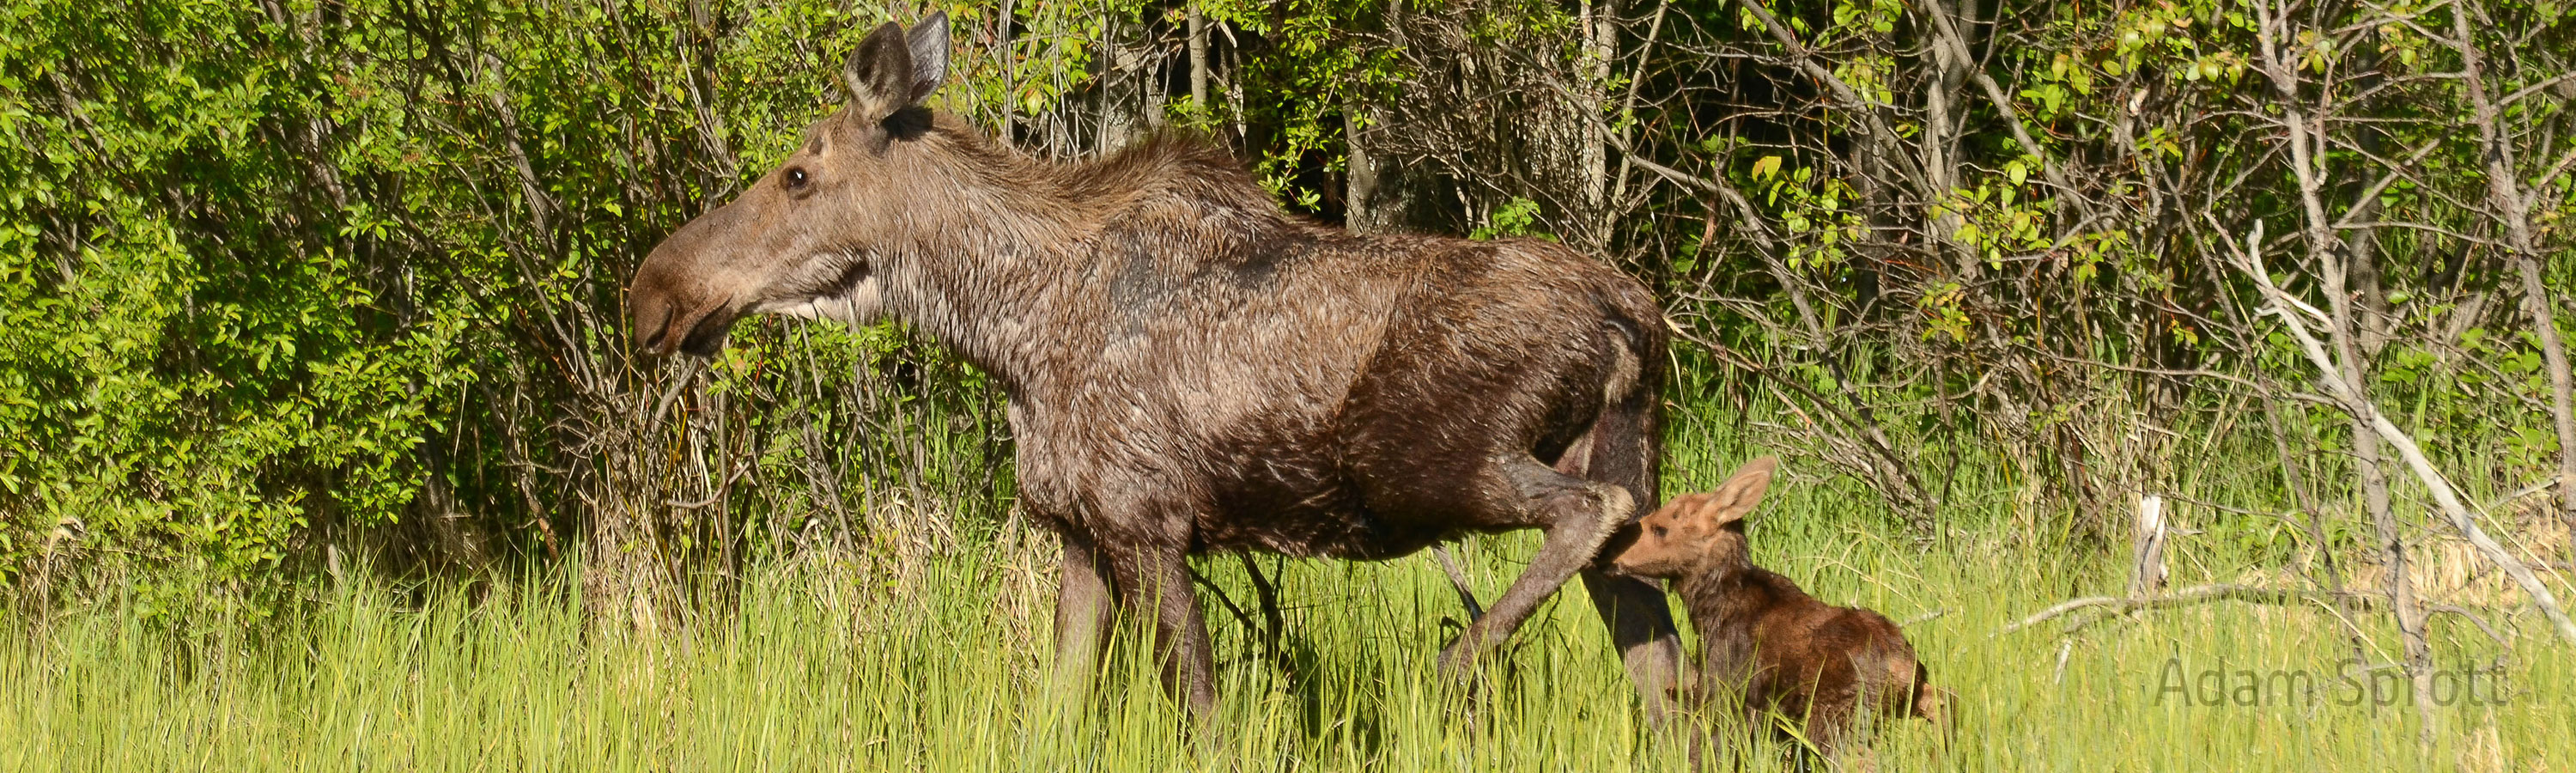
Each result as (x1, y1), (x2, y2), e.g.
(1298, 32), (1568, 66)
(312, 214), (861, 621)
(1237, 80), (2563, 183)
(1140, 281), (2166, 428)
(2429, 604), (2513, 650)
(664, 460), (752, 508)
(2002, 583), (2380, 635)
(2129, 495), (2168, 599)
(2487, 473), (2573, 514)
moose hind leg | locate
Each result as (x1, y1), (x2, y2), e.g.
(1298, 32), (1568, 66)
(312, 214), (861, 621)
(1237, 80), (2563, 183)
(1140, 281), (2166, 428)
(1437, 457), (1635, 677)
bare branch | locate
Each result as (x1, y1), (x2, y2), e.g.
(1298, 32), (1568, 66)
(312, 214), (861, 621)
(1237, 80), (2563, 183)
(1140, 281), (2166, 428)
(2230, 224), (2576, 645)
(2003, 583), (2382, 635)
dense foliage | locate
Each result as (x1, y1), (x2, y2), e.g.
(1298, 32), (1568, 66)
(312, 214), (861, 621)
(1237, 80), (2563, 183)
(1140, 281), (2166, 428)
(3, 0), (2571, 631)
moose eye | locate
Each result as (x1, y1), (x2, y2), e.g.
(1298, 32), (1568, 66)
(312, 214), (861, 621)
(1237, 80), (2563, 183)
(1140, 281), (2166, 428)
(784, 167), (810, 189)
(1651, 526), (1668, 539)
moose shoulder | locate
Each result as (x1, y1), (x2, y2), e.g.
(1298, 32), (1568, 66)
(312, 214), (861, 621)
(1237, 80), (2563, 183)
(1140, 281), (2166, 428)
(627, 12), (1683, 721)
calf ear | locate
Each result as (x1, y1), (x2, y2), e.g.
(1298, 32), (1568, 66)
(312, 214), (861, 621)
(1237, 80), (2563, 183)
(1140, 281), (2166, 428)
(1697, 457), (1779, 528)
(841, 21), (915, 121)
(904, 11), (949, 103)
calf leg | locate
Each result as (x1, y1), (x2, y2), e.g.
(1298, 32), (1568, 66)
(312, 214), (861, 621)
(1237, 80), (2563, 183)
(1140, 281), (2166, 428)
(1051, 527), (1115, 697)
(1802, 696), (1856, 760)
(1437, 457), (1634, 677)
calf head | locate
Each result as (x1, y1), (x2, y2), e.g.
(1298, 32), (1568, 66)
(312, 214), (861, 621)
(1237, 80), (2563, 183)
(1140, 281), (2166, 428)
(627, 13), (951, 356)
(1611, 457), (1777, 580)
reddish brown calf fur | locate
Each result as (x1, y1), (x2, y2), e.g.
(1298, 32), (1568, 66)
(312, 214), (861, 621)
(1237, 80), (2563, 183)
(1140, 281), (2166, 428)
(1613, 458), (1942, 756)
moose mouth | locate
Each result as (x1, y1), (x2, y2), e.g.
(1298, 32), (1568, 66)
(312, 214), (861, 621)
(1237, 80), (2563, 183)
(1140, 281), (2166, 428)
(637, 299), (743, 358)
(641, 256), (873, 356)
(673, 307), (742, 357)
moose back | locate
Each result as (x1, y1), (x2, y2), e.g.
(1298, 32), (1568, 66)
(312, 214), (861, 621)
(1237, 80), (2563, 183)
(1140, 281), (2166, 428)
(625, 12), (1684, 720)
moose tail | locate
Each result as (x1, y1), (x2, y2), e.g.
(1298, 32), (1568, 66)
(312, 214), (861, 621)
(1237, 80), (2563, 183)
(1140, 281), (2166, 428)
(1576, 290), (1666, 519)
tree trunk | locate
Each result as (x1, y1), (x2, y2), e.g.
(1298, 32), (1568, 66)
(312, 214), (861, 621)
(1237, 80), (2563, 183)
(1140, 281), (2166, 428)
(1578, 0), (1611, 219)
(2518, 257), (2576, 567)
(1187, 3), (1208, 109)
(1346, 106), (1387, 233)
(2446, 1), (2576, 566)
(2250, 0), (2439, 739)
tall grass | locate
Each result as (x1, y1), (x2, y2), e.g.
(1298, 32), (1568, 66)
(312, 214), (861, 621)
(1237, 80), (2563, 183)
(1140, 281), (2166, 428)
(7, 518), (2565, 769)
(5, 394), (2571, 770)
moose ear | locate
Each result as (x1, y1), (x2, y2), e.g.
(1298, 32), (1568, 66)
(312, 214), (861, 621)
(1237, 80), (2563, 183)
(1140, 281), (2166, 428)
(1696, 457), (1778, 528)
(841, 21), (915, 121)
(904, 11), (949, 103)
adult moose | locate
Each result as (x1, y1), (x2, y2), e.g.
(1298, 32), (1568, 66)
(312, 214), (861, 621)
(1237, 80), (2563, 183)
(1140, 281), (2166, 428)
(627, 12), (1682, 721)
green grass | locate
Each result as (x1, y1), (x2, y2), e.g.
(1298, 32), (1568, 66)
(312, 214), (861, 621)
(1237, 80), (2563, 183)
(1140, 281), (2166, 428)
(6, 478), (2568, 771)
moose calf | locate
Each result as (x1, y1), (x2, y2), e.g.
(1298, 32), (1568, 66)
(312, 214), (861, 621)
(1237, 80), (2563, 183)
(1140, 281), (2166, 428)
(1611, 458), (1941, 758)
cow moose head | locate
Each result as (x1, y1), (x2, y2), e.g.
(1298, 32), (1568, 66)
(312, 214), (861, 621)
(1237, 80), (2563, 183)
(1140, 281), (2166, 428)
(628, 13), (951, 356)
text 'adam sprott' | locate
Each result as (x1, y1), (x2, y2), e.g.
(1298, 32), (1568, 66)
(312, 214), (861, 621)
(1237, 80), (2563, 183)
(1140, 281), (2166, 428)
(2155, 657), (2512, 713)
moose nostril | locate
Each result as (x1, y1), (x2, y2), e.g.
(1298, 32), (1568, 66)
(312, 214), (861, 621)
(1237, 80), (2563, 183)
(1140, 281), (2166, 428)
(635, 304), (677, 354)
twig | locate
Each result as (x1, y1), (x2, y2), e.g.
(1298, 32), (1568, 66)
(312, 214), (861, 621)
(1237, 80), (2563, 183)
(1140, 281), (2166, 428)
(2429, 604), (2513, 650)
(1908, 0), (2096, 222)
(1432, 545), (1485, 622)
(2485, 473), (2573, 515)
(1236, 553), (1288, 657)
(1733, 0), (1928, 188)
(1187, 562), (1265, 648)
(665, 461), (752, 508)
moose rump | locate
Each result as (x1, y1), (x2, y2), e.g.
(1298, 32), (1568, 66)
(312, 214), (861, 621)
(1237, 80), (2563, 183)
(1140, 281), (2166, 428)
(624, 11), (1685, 721)
(1164, 237), (1662, 564)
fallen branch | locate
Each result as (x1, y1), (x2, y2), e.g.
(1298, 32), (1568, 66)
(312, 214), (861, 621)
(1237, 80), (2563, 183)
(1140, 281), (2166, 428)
(2002, 583), (2380, 635)
(2485, 473), (2573, 515)
(2429, 604), (2513, 649)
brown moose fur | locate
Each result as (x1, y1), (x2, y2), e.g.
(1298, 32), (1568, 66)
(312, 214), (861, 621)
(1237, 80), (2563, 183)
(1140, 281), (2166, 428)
(1613, 458), (1942, 756)
(625, 13), (1684, 720)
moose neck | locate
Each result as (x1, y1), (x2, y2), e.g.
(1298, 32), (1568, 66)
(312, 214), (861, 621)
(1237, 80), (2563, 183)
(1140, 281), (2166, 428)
(860, 119), (1286, 398)
(1673, 554), (1762, 642)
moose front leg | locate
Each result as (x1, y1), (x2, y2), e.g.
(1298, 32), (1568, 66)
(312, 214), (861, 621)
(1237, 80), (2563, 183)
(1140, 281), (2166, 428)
(1580, 567), (1685, 726)
(1109, 539), (1218, 718)
(1051, 526), (1116, 697)
(1437, 458), (1634, 678)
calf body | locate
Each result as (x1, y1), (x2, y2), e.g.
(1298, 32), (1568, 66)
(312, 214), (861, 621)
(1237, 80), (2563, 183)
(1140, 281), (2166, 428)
(624, 14), (1683, 720)
(1613, 459), (1941, 756)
